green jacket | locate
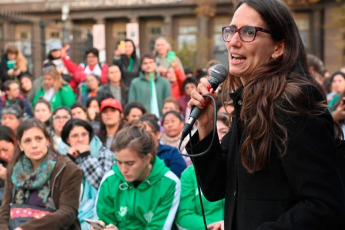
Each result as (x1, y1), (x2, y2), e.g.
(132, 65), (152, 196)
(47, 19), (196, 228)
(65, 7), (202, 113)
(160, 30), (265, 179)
(96, 157), (181, 230)
(32, 84), (76, 111)
(128, 72), (171, 116)
(175, 165), (224, 229)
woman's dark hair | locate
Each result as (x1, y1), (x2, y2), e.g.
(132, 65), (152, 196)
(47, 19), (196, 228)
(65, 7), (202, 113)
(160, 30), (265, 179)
(161, 110), (184, 126)
(87, 74), (101, 87)
(119, 38), (137, 67)
(70, 101), (89, 120)
(124, 101), (147, 120)
(9, 118), (59, 169)
(217, 112), (232, 128)
(86, 96), (99, 108)
(61, 118), (94, 145)
(182, 77), (198, 92)
(85, 48), (99, 59)
(0, 125), (16, 144)
(140, 114), (160, 133)
(18, 72), (33, 94)
(223, 0), (326, 173)
(111, 120), (157, 161)
(34, 97), (52, 112)
(98, 108), (124, 145)
(52, 106), (72, 117)
(329, 71), (345, 83)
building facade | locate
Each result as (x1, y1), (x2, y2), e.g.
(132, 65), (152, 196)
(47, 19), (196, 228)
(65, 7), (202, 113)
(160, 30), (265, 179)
(0, 0), (344, 77)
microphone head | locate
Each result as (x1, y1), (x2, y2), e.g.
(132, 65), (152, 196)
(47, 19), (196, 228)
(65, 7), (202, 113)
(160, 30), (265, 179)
(209, 64), (228, 85)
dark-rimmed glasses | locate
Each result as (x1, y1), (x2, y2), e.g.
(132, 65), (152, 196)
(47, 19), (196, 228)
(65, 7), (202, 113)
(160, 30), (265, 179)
(222, 25), (271, 42)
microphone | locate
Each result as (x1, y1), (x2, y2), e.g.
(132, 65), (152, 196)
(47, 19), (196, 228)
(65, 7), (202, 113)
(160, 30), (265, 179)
(181, 64), (228, 140)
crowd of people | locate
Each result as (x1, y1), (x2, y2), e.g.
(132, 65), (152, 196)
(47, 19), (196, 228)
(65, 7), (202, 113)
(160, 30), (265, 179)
(1, 0), (345, 229)
(0, 25), (231, 229)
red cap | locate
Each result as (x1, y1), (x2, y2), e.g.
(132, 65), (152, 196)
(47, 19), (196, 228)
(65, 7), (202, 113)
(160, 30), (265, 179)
(100, 98), (123, 112)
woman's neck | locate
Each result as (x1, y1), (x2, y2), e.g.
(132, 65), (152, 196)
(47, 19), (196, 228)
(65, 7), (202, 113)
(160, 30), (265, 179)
(110, 81), (120, 87)
(106, 123), (119, 137)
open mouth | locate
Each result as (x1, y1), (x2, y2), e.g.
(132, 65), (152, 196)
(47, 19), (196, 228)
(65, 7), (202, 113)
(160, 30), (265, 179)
(231, 54), (246, 61)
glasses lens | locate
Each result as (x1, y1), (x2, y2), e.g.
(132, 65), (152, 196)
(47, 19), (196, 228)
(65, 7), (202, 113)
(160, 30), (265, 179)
(240, 26), (256, 42)
(222, 26), (233, 42)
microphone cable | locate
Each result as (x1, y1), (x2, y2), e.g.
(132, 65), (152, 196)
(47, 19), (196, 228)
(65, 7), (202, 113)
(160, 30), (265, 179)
(178, 94), (219, 230)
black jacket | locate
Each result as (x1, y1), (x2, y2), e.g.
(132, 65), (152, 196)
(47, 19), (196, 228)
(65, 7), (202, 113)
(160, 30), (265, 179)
(113, 55), (140, 88)
(187, 87), (345, 230)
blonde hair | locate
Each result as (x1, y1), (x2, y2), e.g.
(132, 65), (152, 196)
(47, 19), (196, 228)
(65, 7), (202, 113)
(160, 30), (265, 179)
(42, 65), (67, 93)
(5, 42), (27, 72)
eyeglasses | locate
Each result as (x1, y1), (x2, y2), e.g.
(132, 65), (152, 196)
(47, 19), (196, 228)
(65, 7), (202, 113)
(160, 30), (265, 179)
(53, 115), (70, 120)
(222, 25), (271, 42)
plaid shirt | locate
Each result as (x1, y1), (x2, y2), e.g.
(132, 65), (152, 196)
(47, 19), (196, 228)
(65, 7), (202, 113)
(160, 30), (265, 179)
(78, 146), (114, 189)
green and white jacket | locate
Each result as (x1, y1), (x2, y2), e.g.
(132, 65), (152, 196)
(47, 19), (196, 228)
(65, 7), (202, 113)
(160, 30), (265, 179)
(96, 157), (181, 230)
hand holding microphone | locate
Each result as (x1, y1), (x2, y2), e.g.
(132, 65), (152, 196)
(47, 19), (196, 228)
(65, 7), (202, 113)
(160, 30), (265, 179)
(185, 64), (228, 141)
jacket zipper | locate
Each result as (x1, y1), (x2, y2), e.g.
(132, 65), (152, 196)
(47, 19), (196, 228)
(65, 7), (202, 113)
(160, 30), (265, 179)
(51, 162), (66, 200)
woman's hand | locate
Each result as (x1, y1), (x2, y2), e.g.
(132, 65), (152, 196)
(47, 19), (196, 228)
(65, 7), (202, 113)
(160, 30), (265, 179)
(7, 69), (14, 76)
(207, 220), (224, 230)
(104, 224), (118, 230)
(157, 66), (167, 76)
(187, 77), (218, 140)
(14, 69), (21, 76)
(75, 144), (90, 154)
(67, 147), (80, 159)
(114, 49), (122, 58)
(332, 101), (345, 122)
(0, 164), (7, 180)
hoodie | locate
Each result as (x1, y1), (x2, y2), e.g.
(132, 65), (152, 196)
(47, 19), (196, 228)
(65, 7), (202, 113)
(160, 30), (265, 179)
(96, 157), (180, 230)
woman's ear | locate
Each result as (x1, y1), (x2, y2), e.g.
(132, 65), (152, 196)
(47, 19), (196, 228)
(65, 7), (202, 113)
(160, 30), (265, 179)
(272, 39), (285, 59)
(146, 153), (153, 164)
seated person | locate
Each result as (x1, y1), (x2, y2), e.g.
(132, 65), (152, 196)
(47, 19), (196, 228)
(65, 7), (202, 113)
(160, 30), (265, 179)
(61, 118), (114, 229)
(91, 121), (180, 230)
(175, 165), (225, 229)
(140, 114), (186, 178)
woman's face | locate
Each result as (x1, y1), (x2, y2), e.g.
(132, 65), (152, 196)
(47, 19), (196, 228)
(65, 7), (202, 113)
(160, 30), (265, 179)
(166, 67), (177, 83)
(125, 41), (135, 57)
(7, 52), (17, 61)
(126, 108), (143, 121)
(52, 109), (71, 136)
(19, 127), (49, 169)
(43, 73), (55, 88)
(20, 77), (32, 92)
(88, 100), (100, 113)
(87, 75), (99, 91)
(216, 120), (230, 143)
(71, 107), (88, 121)
(108, 66), (122, 83)
(332, 74), (345, 94)
(0, 140), (15, 163)
(156, 39), (168, 57)
(67, 126), (90, 147)
(51, 50), (61, 59)
(1, 114), (20, 132)
(116, 148), (152, 182)
(86, 52), (98, 66)
(163, 113), (184, 137)
(101, 108), (122, 127)
(227, 4), (280, 84)
(34, 103), (52, 123)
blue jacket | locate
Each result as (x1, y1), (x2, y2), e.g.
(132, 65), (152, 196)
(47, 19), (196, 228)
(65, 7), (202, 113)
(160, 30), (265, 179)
(157, 143), (186, 178)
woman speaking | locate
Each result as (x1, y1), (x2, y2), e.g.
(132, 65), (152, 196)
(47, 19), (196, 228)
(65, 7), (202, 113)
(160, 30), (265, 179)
(187, 0), (345, 229)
